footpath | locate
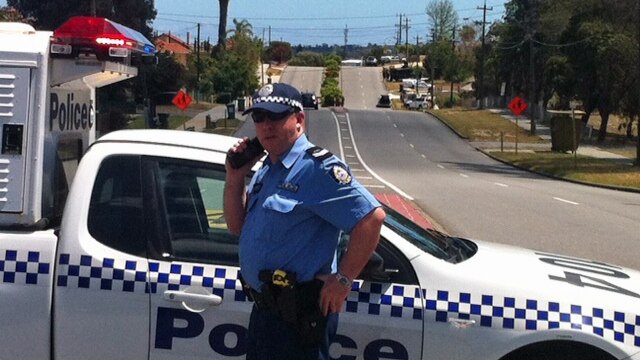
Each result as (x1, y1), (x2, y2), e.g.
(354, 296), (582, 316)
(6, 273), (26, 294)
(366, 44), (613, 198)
(470, 109), (635, 165)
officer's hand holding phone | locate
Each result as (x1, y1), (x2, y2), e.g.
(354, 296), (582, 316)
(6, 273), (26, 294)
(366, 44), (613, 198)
(226, 137), (265, 172)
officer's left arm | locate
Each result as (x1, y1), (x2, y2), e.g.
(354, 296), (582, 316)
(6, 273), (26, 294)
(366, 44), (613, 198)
(320, 207), (386, 316)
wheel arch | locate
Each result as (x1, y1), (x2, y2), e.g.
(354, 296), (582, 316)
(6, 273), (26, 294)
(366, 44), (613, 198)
(499, 339), (619, 360)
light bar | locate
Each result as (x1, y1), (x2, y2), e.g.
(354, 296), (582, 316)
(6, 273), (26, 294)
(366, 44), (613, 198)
(50, 16), (156, 60)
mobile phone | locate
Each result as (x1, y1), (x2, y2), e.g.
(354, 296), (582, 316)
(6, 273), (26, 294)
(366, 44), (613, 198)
(228, 137), (264, 169)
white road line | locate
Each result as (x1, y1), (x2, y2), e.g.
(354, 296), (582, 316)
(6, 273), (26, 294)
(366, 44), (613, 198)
(553, 197), (579, 205)
(331, 112), (345, 160)
(342, 137), (351, 140)
(421, 154), (426, 159)
(437, 164), (445, 169)
(345, 154), (356, 158)
(351, 168), (366, 172)
(345, 113), (414, 200)
(344, 146), (353, 149)
(460, 173), (469, 178)
(400, 133), (405, 137)
(364, 184), (386, 189)
(409, 144), (414, 148)
(393, 124), (398, 128)
(494, 182), (509, 187)
(357, 176), (373, 180)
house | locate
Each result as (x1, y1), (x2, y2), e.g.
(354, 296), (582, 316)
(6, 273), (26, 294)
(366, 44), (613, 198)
(154, 33), (192, 66)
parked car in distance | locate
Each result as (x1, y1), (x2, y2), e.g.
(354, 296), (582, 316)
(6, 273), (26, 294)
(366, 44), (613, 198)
(365, 56), (378, 66)
(407, 95), (431, 110)
(301, 92), (319, 109)
(376, 94), (391, 108)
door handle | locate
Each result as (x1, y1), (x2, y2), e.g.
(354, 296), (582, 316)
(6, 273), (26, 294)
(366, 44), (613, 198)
(448, 317), (476, 329)
(164, 290), (222, 306)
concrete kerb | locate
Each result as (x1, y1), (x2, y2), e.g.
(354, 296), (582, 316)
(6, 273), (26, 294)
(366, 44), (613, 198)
(426, 110), (640, 194)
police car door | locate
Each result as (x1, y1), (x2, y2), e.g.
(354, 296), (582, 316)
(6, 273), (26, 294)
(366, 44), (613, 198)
(333, 231), (424, 359)
(143, 157), (253, 359)
(54, 155), (151, 359)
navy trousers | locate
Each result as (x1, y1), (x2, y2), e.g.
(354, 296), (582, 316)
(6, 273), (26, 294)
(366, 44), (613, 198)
(246, 305), (339, 360)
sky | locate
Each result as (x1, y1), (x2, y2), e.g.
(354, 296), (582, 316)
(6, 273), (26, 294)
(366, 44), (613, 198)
(0, 0), (506, 46)
(152, 0), (507, 46)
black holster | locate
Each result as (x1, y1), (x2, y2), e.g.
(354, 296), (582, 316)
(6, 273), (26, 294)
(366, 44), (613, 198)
(251, 271), (327, 348)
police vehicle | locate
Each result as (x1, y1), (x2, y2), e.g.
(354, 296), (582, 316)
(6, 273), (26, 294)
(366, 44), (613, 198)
(11, 128), (634, 360)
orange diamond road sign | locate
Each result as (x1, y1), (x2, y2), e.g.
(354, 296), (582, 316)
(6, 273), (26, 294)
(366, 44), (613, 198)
(172, 90), (192, 111)
(508, 96), (528, 116)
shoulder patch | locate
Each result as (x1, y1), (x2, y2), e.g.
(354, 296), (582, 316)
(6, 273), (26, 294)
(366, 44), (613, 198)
(331, 164), (352, 185)
(306, 146), (333, 161)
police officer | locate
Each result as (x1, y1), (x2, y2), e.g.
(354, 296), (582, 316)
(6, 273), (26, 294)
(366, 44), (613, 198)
(224, 83), (385, 360)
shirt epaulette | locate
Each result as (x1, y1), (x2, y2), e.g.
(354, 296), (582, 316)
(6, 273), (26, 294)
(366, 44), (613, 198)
(306, 146), (333, 161)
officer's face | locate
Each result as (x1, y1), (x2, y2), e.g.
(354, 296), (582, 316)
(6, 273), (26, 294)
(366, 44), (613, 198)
(254, 110), (304, 162)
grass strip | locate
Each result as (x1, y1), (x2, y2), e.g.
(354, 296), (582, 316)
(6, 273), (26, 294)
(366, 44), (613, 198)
(490, 151), (639, 189)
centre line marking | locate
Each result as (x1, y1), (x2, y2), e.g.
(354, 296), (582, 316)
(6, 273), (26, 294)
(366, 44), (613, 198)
(494, 182), (509, 187)
(437, 164), (445, 169)
(460, 174), (469, 178)
(553, 197), (579, 205)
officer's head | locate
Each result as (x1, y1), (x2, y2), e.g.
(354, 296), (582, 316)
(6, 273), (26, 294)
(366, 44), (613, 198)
(243, 83), (305, 161)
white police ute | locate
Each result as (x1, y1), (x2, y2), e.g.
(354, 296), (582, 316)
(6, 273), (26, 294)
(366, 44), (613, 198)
(1, 128), (638, 359)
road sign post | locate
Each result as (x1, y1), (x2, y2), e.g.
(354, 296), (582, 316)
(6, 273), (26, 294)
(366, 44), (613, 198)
(508, 96), (528, 155)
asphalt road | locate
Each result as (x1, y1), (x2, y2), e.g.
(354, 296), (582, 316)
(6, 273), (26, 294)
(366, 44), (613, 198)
(238, 65), (640, 270)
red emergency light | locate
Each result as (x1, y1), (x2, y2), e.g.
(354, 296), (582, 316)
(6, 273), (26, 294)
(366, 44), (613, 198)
(50, 16), (156, 61)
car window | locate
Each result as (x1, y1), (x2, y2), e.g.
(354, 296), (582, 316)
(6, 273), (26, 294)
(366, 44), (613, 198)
(142, 157), (241, 266)
(88, 155), (146, 256)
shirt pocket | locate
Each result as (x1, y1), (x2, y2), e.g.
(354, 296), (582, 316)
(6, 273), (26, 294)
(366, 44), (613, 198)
(263, 194), (299, 213)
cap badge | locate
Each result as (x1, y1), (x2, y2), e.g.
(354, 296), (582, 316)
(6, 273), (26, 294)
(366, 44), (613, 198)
(258, 84), (274, 97)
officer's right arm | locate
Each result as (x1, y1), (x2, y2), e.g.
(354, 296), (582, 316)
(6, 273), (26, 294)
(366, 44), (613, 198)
(223, 138), (257, 235)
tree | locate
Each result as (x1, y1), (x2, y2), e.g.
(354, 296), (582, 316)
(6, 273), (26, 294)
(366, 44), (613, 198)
(0, 6), (33, 23)
(217, 0), (230, 52)
(266, 41), (292, 64)
(7, 0), (156, 37)
(426, 0), (458, 42)
(228, 18), (252, 39)
(288, 52), (325, 67)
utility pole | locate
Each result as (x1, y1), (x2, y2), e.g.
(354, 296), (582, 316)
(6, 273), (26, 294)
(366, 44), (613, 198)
(527, 0), (537, 135)
(268, 26), (271, 47)
(261, 28), (266, 86)
(477, 0), (492, 109)
(397, 14), (403, 49)
(450, 25), (457, 106)
(196, 23), (201, 103)
(416, 34), (421, 95)
(405, 18), (409, 60)
(344, 25), (348, 59)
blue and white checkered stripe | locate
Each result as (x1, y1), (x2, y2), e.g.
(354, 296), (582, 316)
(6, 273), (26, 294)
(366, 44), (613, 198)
(0, 249), (50, 286)
(56, 253), (248, 302)
(7, 251), (639, 349)
(345, 280), (424, 320)
(423, 289), (640, 348)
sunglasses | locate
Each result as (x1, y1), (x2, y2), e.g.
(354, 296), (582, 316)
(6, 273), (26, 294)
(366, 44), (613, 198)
(251, 109), (294, 123)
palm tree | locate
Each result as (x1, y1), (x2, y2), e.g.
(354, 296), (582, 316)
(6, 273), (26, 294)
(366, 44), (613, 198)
(227, 18), (253, 38)
(217, 0), (229, 50)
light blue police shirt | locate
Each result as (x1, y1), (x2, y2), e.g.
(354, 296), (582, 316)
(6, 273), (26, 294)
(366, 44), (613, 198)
(239, 134), (380, 290)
